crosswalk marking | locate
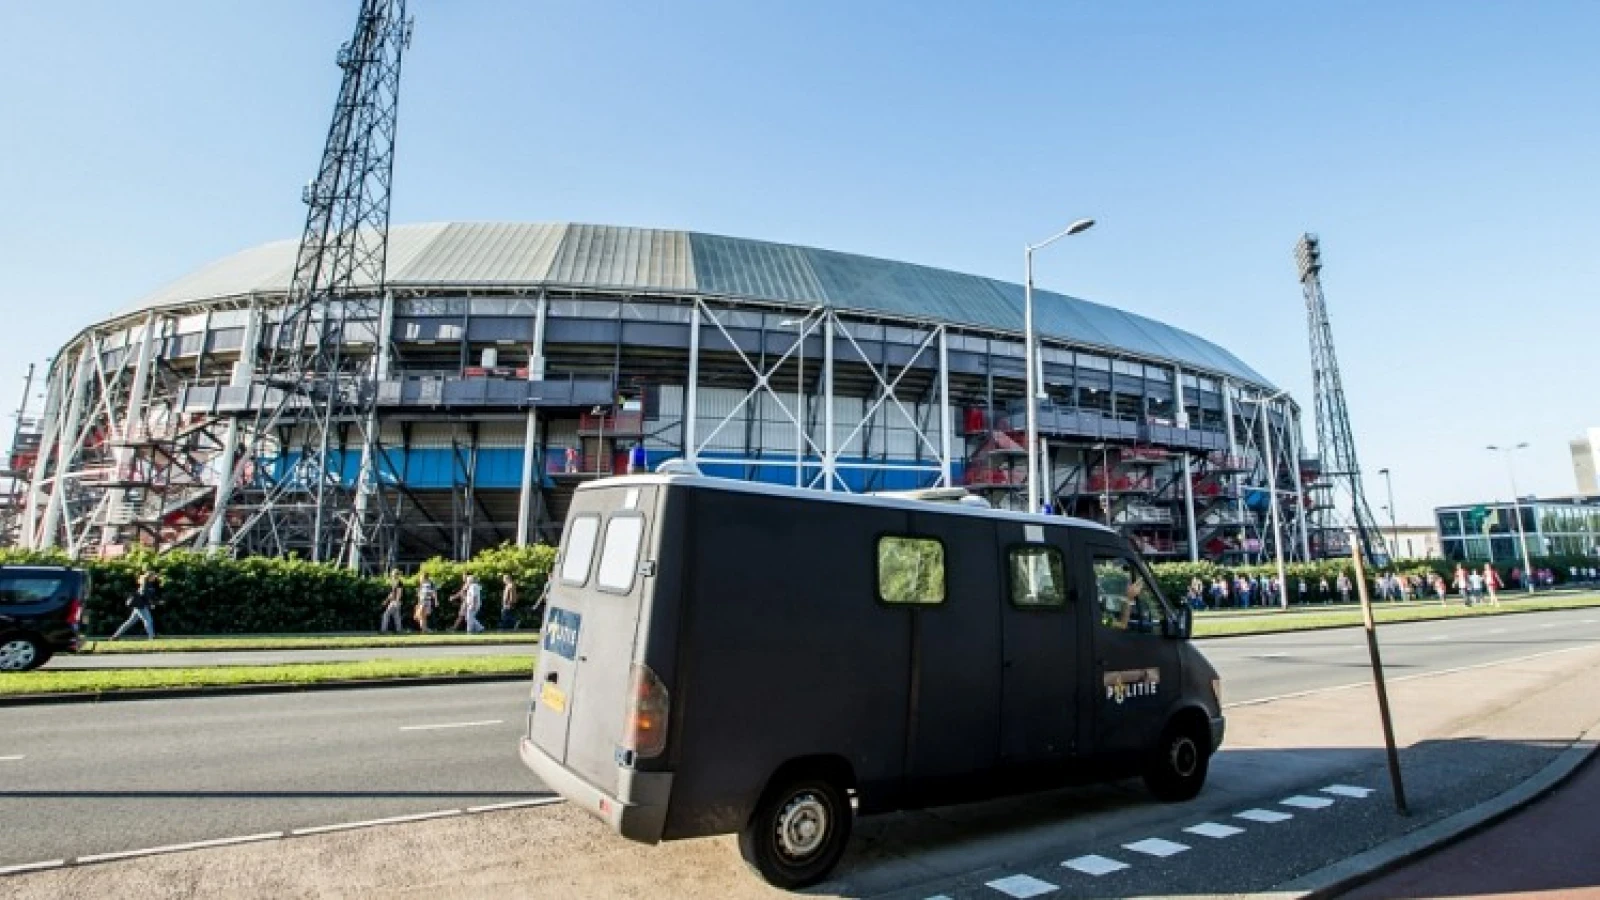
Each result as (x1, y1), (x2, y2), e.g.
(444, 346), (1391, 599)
(985, 874), (1058, 897)
(1123, 837), (1189, 857)
(1321, 784), (1374, 798)
(1184, 821), (1245, 839)
(1236, 808), (1293, 823)
(1282, 795), (1335, 809)
(1062, 854), (1130, 876)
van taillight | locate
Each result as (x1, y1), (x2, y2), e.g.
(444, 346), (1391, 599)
(66, 599), (83, 626)
(621, 663), (669, 760)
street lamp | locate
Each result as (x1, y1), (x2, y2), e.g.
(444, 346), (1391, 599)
(1025, 217), (1095, 513)
(1378, 467), (1399, 560)
(1487, 443), (1536, 592)
(1242, 389), (1290, 608)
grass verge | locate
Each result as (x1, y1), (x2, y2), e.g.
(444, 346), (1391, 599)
(0, 655), (535, 696)
(1195, 593), (1600, 638)
(81, 633), (539, 654)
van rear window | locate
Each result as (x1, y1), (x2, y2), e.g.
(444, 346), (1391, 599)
(597, 516), (645, 593)
(0, 575), (68, 606)
(560, 516), (600, 585)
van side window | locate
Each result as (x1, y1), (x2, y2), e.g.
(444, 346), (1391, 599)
(877, 536), (945, 605)
(1009, 546), (1066, 608)
(1093, 556), (1161, 634)
(559, 515), (601, 586)
(596, 515), (645, 593)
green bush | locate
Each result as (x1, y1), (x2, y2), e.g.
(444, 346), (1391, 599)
(0, 542), (556, 636)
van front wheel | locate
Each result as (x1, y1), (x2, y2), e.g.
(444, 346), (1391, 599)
(1144, 719), (1210, 802)
(738, 773), (852, 889)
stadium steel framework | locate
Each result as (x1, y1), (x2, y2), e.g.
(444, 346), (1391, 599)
(13, 223), (1319, 569)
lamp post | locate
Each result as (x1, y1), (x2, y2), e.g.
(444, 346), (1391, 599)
(1243, 389), (1290, 608)
(1487, 443), (1536, 592)
(1378, 467), (1398, 559)
(1025, 218), (1096, 513)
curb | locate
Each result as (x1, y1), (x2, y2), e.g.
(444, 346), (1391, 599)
(1194, 596), (1600, 641)
(0, 672), (529, 707)
(1275, 718), (1600, 898)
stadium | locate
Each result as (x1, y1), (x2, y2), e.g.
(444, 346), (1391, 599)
(13, 222), (1314, 566)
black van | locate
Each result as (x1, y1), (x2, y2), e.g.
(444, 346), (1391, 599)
(0, 565), (90, 671)
(519, 473), (1223, 888)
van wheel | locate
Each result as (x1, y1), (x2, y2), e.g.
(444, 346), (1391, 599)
(738, 773), (853, 889)
(1144, 719), (1209, 802)
(0, 636), (47, 672)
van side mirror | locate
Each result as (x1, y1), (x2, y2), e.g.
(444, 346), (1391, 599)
(1169, 606), (1193, 640)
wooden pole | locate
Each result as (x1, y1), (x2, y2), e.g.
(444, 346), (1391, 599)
(1350, 533), (1408, 815)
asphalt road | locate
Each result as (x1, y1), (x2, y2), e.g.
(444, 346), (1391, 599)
(2, 607), (1598, 870)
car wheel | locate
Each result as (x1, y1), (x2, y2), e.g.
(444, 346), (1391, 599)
(738, 772), (853, 889)
(1144, 718), (1210, 802)
(0, 636), (47, 672)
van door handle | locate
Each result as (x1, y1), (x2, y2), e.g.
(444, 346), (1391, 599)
(545, 672), (558, 684)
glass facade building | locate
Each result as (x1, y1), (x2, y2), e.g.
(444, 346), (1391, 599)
(1436, 496), (1600, 563)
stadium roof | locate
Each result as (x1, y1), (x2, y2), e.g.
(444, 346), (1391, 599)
(117, 222), (1272, 386)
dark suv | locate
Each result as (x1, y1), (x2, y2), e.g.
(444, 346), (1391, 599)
(0, 565), (90, 671)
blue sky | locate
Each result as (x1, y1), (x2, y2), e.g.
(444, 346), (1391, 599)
(2, 1), (1596, 525)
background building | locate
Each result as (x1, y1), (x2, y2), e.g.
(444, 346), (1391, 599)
(1571, 428), (1600, 496)
(13, 222), (1318, 568)
(1436, 495), (1600, 563)
(1376, 525), (1441, 560)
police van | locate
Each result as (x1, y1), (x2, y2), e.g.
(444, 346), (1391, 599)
(519, 468), (1224, 888)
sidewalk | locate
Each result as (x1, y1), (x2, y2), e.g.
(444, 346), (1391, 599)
(1339, 754), (1600, 899)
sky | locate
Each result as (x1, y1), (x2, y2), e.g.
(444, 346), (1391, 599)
(1, 1), (1596, 526)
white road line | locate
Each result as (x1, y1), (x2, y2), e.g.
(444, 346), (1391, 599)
(291, 809), (463, 835)
(464, 797), (564, 813)
(1062, 854), (1129, 876)
(76, 832), (283, 864)
(1184, 821), (1245, 839)
(1488, 628), (1506, 635)
(1281, 795), (1335, 809)
(0, 859), (67, 876)
(1123, 837), (1189, 857)
(1582, 619), (1598, 624)
(0, 755), (24, 762)
(1322, 784), (1374, 798)
(1236, 808), (1293, 824)
(1540, 623), (1559, 628)
(984, 874), (1059, 897)
(1252, 652), (1290, 659)
(398, 719), (503, 732)
(1426, 635), (1448, 641)
(924, 895), (954, 900)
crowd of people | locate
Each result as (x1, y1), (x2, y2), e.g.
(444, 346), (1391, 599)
(1181, 563), (1599, 611)
(379, 573), (547, 635)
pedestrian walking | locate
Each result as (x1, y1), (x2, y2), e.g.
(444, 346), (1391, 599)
(452, 574), (485, 634)
(1453, 564), (1472, 607)
(1237, 576), (1251, 609)
(1482, 563), (1502, 607)
(1336, 572), (1352, 605)
(499, 574), (520, 630)
(1468, 569), (1485, 605)
(1298, 577), (1308, 605)
(414, 576), (437, 633)
(110, 570), (161, 640)
(380, 573), (405, 633)
(1432, 573), (1448, 604)
(1318, 576), (1331, 604)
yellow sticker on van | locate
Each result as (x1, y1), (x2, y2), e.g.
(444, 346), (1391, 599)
(540, 682), (567, 713)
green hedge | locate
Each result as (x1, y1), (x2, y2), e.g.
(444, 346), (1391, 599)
(0, 544), (556, 636)
(1148, 554), (1596, 604)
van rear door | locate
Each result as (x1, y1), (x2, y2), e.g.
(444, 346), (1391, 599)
(529, 484), (659, 793)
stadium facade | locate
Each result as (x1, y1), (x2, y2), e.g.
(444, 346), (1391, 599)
(11, 222), (1321, 566)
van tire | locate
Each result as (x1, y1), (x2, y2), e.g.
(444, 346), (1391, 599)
(738, 772), (853, 889)
(1143, 718), (1209, 802)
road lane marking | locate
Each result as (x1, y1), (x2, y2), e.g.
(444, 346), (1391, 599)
(1062, 854), (1129, 876)
(76, 832), (284, 863)
(464, 797), (564, 813)
(398, 719), (503, 732)
(1583, 619), (1598, 624)
(1322, 784), (1373, 798)
(1251, 652), (1290, 659)
(291, 809), (464, 835)
(0, 859), (67, 876)
(1123, 837), (1189, 857)
(0, 755), (23, 761)
(984, 874), (1059, 897)
(1488, 628), (1506, 634)
(1281, 795), (1335, 809)
(1426, 635), (1448, 641)
(1185, 822), (1244, 838)
(1236, 808), (1293, 823)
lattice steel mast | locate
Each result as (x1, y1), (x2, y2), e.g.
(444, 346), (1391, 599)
(1295, 233), (1387, 564)
(220, 0), (411, 570)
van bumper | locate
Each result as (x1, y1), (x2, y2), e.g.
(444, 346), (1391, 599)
(518, 738), (672, 844)
(1209, 715), (1226, 752)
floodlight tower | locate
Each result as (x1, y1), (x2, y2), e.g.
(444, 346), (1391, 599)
(212, 0), (412, 571)
(1295, 233), (1387, 564)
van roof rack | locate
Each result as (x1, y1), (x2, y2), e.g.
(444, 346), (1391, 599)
(869, 487), (991, 508)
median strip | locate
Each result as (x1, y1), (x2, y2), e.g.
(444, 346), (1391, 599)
(0, 655), (534, 699)
(82, 634), (539, 654)
(1195, 593), (1600, 638)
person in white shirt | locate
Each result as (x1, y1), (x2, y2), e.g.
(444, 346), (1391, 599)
(451, 574), (486, 634)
